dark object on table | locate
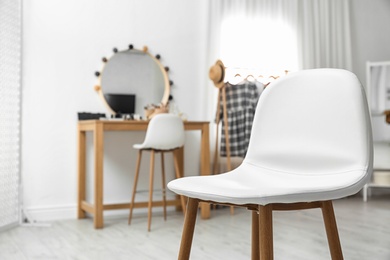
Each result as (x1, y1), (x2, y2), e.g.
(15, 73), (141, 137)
(78, 112), (106, 120)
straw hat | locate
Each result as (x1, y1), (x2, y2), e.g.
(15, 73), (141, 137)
(209, 59), (225, 88)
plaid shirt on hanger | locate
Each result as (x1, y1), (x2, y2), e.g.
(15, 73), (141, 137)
(218, 81), (260, 157)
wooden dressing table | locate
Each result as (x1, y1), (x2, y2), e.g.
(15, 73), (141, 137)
(77, 119), (211, 229)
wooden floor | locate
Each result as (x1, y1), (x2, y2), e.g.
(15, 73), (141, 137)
(1, 195), (389, 259)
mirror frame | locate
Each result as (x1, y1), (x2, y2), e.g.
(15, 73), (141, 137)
(94, 45), (170, 115)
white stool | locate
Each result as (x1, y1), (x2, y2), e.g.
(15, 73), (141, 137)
(128, 114), (186, 231)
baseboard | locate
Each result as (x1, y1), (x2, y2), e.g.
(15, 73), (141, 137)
(0, 222), (19, 232)
(23, 204), (77, 222)
(23, 202), (175, 222)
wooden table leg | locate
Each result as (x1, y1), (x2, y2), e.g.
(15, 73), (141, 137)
(77, 127), (86, 219)
(94, 122), (104, 229)
(200, 123), (211, 219)
(173, 147), (185, 212)
(175, 147), (184, 178)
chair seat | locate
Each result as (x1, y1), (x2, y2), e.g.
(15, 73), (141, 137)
(168, 161), (369, 205)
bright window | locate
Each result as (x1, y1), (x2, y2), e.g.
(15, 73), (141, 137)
(220, 16), (299, 84)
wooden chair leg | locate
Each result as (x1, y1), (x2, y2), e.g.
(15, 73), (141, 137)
(128, 150), (142, 225)
(252, 210), (260, 260)
(147, 150), (155, 232)
(173, 152), (186, 215)
(161, 152), (167, 221)
(259, 205), (273, 260)
(178, 198), (199, 260)
(321, 201), (344, 260)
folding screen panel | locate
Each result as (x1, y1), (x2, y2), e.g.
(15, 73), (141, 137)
(0, 0), (22, 231)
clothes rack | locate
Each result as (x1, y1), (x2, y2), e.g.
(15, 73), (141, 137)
(210, 61), (287, 174)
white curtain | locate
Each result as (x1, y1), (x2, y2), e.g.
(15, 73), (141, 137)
(298, 0), (352, 70)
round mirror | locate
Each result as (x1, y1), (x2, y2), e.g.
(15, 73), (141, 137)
(95, 46), (170, 116)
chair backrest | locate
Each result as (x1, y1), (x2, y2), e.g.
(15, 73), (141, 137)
(244, 69), (373, 181)
(139, 113), (185, 150)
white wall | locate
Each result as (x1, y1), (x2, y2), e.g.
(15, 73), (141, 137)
(22, 0), (208, 220)
(350, 0), (390, 165)
(21, 0), (390, 221)
(350, 0), (390, 85)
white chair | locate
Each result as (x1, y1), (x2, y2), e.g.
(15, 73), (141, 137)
(128, 113), (186, 231)
(168, 69), (373, 259)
